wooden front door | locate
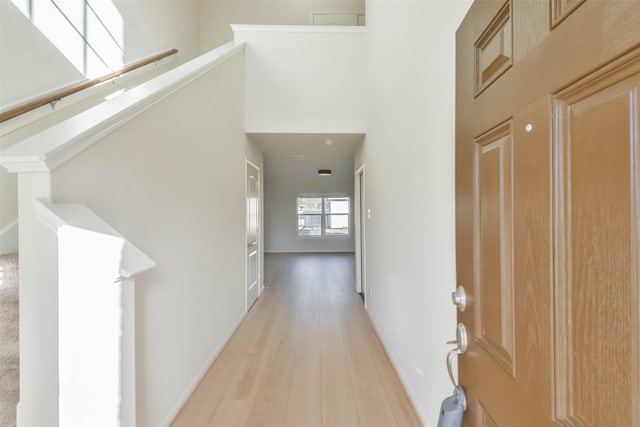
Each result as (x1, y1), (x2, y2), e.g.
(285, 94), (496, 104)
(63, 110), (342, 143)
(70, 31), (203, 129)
(455, 1), (640, 426)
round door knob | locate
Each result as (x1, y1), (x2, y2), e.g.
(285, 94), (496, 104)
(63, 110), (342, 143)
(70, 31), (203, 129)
(451, 285), (467, 312)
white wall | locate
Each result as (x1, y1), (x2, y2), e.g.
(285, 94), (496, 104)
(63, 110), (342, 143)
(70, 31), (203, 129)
(115, 0), (201, 65)
(357, 1), (472, 426)
(265, 177), (354, 252)
(50, 51), (262, 427)
(199, 0), (364, 51)
(234, 26), (366, 133)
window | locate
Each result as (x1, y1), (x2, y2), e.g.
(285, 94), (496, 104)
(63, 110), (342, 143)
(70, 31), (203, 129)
(11, 0), (124, 77)
(297, 196), (350, 236)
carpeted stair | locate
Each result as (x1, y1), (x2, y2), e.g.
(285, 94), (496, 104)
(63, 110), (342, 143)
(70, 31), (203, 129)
(0, 254), (18, 427)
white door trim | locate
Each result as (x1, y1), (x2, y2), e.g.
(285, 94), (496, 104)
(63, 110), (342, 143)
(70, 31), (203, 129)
(354, 164), (366, 307)
(245, 159), (261, 313)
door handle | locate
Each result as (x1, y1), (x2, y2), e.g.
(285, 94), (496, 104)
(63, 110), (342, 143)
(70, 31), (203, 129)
(446, 323), (468, 397)
(248, 242), (257, 248)
(446, 322), (468, 352)
(451, 285), (467, 312)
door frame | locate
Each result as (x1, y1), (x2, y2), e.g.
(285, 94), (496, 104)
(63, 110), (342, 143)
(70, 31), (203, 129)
(354, 164), (366, 307)
(245, 159), (262, 313)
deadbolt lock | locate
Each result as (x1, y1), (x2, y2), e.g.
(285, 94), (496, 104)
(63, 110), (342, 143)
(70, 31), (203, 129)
(451, 285), (467, 312)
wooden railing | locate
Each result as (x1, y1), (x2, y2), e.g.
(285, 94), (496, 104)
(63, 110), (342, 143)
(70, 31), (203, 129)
(0, 48), (178, 123)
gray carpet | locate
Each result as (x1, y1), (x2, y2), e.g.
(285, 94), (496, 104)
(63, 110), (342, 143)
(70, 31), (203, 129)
(0, 254), (18, 427)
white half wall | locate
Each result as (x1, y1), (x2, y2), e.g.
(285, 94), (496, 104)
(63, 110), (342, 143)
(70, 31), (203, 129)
(50, 51), (263, 427)
(265, 177), (354, 253)
(357, 1), (472, 426)
(234, 25), (366, 134)
(199, 0), (365, 51)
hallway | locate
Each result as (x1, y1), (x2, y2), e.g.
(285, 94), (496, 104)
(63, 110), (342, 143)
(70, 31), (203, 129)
(171, 253), (421, 427)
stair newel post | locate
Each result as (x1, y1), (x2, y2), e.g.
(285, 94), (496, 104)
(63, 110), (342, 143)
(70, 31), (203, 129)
(17, 173), (58, 427)
(34, 202), (153, 427)
(56, 223), (127, 426)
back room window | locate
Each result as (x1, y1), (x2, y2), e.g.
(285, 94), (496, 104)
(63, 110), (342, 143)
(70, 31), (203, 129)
(297, 195), (350, 237)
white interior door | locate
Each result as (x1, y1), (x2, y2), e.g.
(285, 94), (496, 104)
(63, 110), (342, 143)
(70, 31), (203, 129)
(359, 172), (366, 303)
(246, 161), (260, 311)
(355, 165), (366, 303)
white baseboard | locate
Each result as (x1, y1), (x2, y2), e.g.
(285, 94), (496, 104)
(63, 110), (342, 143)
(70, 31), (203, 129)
(159, 311), (246, 427)
(366, 311), (430, 427)
(0, 220), (18, 255)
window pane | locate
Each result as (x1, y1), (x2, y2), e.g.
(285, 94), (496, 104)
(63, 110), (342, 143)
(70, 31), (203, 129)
(50, 0), (84, 33)
(297, 197), (322, 215)
(325, 214), (349, 235)
(33, 0), (85, 74)
(298, 214), (322, 236)
(86, 47), (110, 78)
(86, 0), (124, 50)
(324, 197), (349, 214)
(86, 5), (123, 73)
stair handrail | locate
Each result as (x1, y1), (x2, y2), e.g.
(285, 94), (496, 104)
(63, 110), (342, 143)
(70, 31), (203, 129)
(0, 48), (178, 123)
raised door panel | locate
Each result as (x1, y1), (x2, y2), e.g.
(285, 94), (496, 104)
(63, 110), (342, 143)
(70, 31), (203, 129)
(248, 176), (258, 244)
(552, 49), (640, 427)
(551, 0), (587, 28)
(477, 401), (499, 427)
(474, 1), (512, 97)
(474, 120), (515, 376)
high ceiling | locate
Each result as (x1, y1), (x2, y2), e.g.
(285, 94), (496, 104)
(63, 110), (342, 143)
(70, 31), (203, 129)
(248, 133), (364, 180)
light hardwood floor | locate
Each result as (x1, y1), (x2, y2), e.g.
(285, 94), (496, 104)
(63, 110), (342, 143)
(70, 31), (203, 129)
(171, 253), (422, 427)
